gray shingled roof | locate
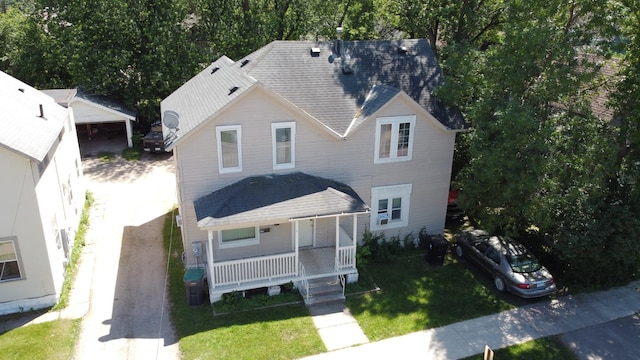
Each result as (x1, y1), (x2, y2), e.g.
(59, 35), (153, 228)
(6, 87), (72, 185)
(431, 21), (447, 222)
(1, 71), (69, 161)
(195, 172), (369, 228)
(162, 56), (258, 149)
(161, 39), (467, 149)
(243, 39), (466, 134)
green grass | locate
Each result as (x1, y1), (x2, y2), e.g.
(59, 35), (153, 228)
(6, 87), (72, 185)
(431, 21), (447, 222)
(163, 210), (325, 360)
(122, 146), (143, 161)
(97, 151), (115, 161)
(347, 253), (529, 341)
(461, 336), (577, 360)
(52, 191), (94, 310)
(0, 319), (80, 359)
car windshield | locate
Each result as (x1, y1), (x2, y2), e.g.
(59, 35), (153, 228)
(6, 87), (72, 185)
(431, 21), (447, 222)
(508, 253), (541, 273)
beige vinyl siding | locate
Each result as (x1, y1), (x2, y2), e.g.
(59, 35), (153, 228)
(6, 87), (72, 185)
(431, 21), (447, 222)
(176, 88), (455, 265)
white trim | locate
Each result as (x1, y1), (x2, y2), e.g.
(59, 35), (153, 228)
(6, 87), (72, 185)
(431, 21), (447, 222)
(216, 125), (243, 173)
(374, 115), (416, 164)
(216, 226), (259, 249)
(271, 121), (296, 170)
(370, 184), (412, 231)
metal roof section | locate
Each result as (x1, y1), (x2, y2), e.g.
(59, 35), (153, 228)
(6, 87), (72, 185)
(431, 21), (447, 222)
(161, 56), (258, 150)
(0, 71), (69, 161)
(194, 172), (369, 229)
(40, 88), (78, 107)
(41, 88), (136, 120)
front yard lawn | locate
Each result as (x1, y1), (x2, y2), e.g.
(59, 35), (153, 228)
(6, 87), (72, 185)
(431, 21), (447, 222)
(0, 319), (80, 360)
(461, 336), (577, 360)
(164, 210), (325, 360)
(348, 252), (534, 341)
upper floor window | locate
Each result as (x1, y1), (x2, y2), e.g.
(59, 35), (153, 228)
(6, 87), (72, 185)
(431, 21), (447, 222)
(216, 125), (242, 173)
(0, 238), (22, 281)
(272, 122), (296, 170)
(370, 184), (412, 231)
(374, 115), (416, 164)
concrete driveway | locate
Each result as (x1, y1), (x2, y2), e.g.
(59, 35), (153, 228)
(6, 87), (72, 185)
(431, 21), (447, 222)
(74, 153), (180, 360)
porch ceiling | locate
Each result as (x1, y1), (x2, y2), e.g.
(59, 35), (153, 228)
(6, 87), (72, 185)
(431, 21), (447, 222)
(195, 172), (369, 229)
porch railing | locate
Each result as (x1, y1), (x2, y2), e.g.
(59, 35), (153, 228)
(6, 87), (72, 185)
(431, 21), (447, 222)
(211, 252), (296, 288)
(336, 246), (356, 270)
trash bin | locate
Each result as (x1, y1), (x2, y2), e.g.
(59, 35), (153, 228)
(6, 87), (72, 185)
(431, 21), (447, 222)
(426, 235), (449, 266)
(184, 268), (204, 305)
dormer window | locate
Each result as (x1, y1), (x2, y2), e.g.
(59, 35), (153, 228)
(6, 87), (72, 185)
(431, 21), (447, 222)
(374, 115), (416, 164)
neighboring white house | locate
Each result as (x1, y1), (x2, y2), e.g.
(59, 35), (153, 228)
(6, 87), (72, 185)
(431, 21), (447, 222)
(41, 88), (137, 148)
(0, 71), (85, 315)
(161, 39), (467, 303)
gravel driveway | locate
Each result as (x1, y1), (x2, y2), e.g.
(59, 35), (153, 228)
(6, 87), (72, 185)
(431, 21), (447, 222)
(74, 154), (180, 360)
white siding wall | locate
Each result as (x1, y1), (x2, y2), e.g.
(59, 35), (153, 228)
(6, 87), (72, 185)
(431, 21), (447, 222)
(0, 115), (85, 314)
(0, 148), (55, 313)
(177, 88), (455, 265)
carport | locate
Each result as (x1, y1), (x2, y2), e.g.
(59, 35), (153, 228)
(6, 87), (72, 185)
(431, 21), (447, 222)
(42, 88), (136, 148)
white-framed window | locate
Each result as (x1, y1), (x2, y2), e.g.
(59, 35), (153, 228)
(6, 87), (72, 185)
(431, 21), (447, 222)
(0, 238), (22, 281)
(374, 115), (416, 164)
(370, 184), (412, 230)
(216, 125), (242, 173)
(217, 226), (259, 248)
(272, 122), (296, 169)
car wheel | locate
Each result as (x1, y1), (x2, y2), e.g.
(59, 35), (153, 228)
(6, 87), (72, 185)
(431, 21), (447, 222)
(455, 245), (463, 258)
(494, 276), (506, 292)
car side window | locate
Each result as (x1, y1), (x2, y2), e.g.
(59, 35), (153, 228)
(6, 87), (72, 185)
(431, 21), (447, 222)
(485, 248), (501, 264)
(474, 241), (489, 253)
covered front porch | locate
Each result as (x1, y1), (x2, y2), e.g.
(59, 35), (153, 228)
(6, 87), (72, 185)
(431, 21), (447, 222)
(203, 214), (360, 302)
(194, 172), (369, 302)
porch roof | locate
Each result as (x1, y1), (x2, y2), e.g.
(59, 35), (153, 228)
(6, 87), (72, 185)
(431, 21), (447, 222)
(194, 172), (369, 229)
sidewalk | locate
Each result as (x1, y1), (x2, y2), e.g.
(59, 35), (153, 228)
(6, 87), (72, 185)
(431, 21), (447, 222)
(302, 280), (640, 360)
(0, 205), (99, 334)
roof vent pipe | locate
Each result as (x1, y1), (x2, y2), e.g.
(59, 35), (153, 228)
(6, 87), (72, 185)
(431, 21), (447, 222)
(335, 27), (343, 57)
(38, 104), (45, 119)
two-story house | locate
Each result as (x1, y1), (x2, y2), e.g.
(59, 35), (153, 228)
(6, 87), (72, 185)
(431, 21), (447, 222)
(161, 39), (467, 303)
(0, 71), (85, 315)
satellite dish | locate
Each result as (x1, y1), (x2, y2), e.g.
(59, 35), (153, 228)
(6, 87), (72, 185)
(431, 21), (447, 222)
(163, 110), (180, 130)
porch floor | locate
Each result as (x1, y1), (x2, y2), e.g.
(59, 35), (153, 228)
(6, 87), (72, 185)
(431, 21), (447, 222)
(299, 247), (335, 276)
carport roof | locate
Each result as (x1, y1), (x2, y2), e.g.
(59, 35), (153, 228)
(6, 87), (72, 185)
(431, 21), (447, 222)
(194, 172), (369, 229)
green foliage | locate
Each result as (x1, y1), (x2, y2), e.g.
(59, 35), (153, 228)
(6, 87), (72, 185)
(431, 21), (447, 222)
(0, 319), (81, 359)
(52, 191), (94, 310)
(122, 146), (142, 161)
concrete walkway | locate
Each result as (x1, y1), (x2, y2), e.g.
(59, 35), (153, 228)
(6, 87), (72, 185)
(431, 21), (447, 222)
(303, 280), (640, 359)
(308, 302), (369, 351)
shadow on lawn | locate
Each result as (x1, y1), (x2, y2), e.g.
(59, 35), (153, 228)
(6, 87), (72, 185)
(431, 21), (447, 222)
(347, 251), (543, 336)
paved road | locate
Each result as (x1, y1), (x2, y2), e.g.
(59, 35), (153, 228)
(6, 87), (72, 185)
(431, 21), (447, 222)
(74, 154), (180, 360)
(561, 313), (640, 360)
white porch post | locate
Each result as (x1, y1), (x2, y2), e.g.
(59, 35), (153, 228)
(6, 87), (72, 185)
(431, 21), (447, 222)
(294, 220), (299, 275)
(125, 119), (134, 147)
(335, 216), (340, 271)
(352, 214), (358, 266)
(207, 231), (215, 286)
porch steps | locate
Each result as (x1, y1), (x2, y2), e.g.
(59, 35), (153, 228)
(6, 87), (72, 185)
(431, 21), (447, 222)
(303, 277), (345, 306)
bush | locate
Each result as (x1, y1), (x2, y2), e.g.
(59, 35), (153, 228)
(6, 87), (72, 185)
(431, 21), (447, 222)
(418, 226), (430, 250)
